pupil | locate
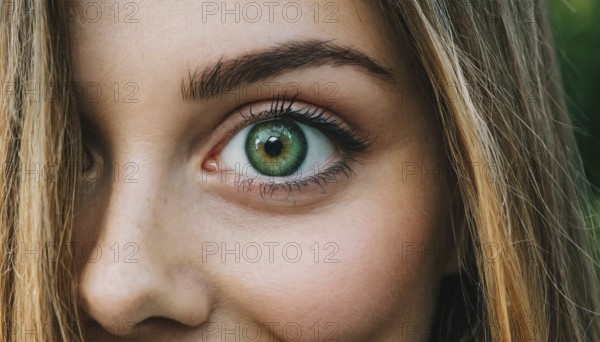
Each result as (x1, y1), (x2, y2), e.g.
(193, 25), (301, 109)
(264, 136), (283, 157)
(245, 119), (307, 177)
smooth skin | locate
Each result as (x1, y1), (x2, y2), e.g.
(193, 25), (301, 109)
(71, 1), (457, 341)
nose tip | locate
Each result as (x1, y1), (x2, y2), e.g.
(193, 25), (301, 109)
(78, 248), (213, 337)
(79, 263), (155, 335)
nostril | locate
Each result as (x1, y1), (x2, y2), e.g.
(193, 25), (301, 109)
(79, 293), (147, 337)
(140, 316), (200, 330)
(81, 318), (139, 340)
(84, 316), (204, 339)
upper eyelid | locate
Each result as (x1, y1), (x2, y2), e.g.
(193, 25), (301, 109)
(203, 99), (316, 149)
(206, 100), (373, 172)
(227, 98), (357, 140)
(233, 103), (322, 133)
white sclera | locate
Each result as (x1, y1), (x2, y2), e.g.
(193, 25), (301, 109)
(219, 121), (336, 183)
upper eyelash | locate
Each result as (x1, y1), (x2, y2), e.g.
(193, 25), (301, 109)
(218, 94), (374, 198)
(235, 95), (375, 158)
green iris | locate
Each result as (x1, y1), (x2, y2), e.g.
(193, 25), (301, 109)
(245, 119), (308, 177)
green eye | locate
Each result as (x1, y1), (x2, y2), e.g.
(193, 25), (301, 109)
(219, 112), (338, 182)
(245, 119), (307, 177)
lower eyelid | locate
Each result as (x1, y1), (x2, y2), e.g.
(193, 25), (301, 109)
(200, 156), (355, 204)
(231, 161), (355, 203)
(244, 154), (340, 182)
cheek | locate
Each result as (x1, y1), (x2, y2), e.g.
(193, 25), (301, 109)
(195, 171), (449, 339)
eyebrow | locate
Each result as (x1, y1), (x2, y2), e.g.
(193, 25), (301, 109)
(181, 39), (396, 102)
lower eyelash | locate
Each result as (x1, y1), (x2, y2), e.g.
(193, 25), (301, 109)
(232, 160), (354, 199)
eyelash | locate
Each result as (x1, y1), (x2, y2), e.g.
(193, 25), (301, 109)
(213, 95), (374, 198)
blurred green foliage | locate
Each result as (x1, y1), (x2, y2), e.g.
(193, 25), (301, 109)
(550, 0), (600, 194)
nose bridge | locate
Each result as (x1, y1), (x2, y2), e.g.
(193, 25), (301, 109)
(102, 139), (179, 232)
(95, 156), (163, 258)
(105, 157), (161, 239)
(78, 154), (212, 335)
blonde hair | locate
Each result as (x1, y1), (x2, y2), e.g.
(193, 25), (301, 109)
(1, 1), (82, 340)
(379, 0), (600, 340)
(1, 0), (598, 340)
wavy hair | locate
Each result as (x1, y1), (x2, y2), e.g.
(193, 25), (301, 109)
(1, 0), (598, 340)
(378, 0), (600, 340)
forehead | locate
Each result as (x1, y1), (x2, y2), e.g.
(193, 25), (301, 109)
(69, 0), (399, 83)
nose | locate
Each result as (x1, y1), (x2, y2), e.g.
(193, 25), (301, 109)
(77, 172), (212, 337)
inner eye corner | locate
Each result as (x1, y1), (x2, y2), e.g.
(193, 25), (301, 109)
(201, 154), (219, 173)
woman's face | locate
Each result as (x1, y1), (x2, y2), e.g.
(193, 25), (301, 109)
(71, 1), (455, 340)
